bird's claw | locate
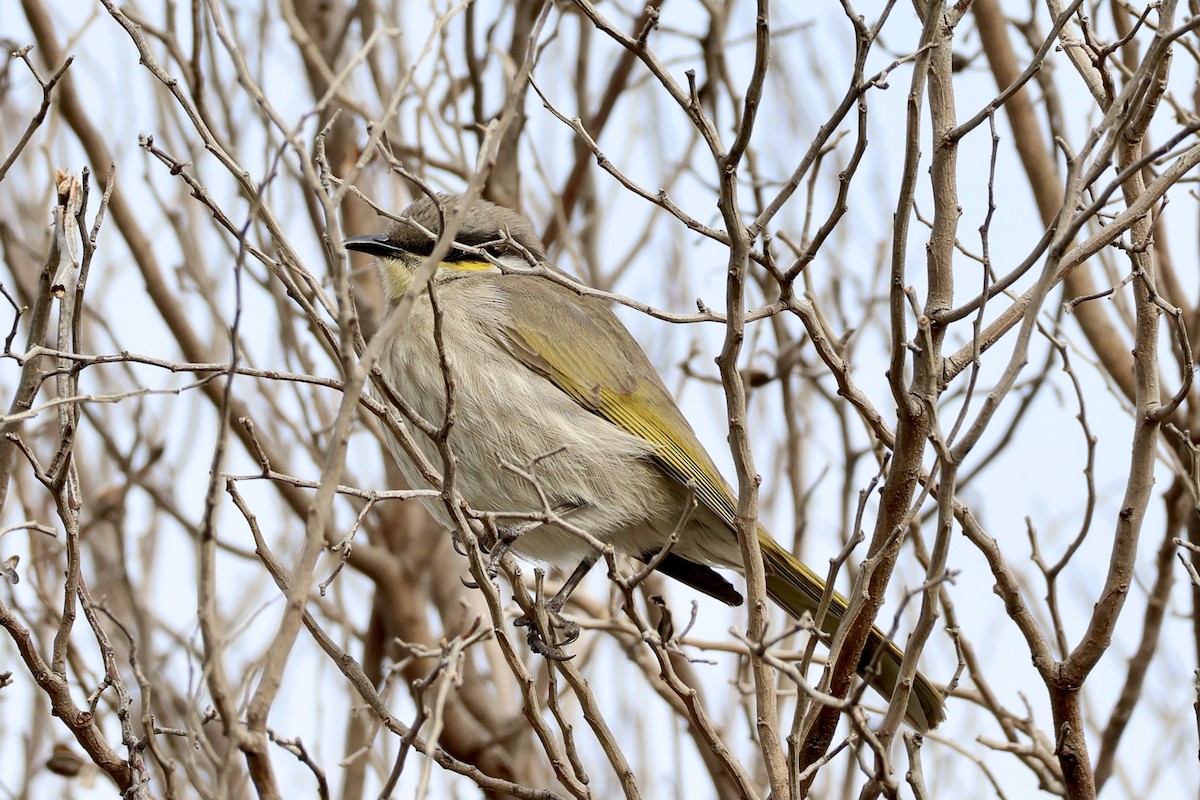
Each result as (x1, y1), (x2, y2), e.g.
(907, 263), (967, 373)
(525, 630), (576, 661)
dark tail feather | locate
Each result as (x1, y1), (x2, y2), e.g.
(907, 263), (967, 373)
(758, 532), (945, 731)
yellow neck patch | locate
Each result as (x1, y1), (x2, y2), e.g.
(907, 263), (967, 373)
(379, 258), (498, 304)
(444, 259), (494, 272)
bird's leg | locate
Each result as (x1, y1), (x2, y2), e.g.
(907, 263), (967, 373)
(484, 523), (524, 579)
(545, 555), (594, 617)
(517, 555), (596, 659)
(485, 497), (582, 578)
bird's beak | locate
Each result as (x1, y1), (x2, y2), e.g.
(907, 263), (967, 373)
(344, 233), (402, 258)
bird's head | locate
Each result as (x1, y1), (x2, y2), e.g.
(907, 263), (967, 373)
(344, 193), (547, 303)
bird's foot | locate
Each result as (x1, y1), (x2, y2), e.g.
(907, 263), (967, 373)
(515, 595), (579, 661)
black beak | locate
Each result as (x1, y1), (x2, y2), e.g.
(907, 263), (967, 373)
(344, 233), (402, 258)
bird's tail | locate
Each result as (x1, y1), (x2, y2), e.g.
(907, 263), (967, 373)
(757, 532), (945, 731)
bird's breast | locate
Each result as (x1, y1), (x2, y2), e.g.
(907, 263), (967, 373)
(376, 287), (690, 562)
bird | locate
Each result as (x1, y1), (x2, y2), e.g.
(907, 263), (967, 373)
(345, 193), (945, 731)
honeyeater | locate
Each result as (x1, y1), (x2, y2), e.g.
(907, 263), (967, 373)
(346, 193), (945, 730)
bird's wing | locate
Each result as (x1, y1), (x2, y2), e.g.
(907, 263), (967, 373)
(494, 275), (739, 533)
(493, 277), (946, 728)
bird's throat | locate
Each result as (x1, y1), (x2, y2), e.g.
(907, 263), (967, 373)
(379, 258), (415, 304)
